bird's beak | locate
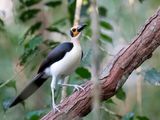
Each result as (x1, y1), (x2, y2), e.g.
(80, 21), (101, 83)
(77, 24), (87, 32)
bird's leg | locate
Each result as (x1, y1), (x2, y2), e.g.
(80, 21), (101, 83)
(58, 83), (84, 91)
(51, 77), (60, 112)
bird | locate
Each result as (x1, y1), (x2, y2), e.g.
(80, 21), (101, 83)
(8, 24), (87, 112)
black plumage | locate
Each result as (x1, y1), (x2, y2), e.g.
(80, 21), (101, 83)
(38, 42), (73, 73)
(8, 72), (47, 108)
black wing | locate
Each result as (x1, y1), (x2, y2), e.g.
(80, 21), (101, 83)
(38, 42), (73, 73)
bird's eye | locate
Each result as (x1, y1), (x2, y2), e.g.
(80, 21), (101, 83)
(72, 28), (76, 32)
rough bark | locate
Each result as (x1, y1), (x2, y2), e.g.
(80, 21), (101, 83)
(41, 8), (160, 120)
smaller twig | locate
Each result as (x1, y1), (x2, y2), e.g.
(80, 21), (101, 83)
(0, 64), (26, 89)
(136, 67), (143, 114)
(61, 78), (68, 101)
(101, 106), (122, 119)
(74, 0), (83, 25)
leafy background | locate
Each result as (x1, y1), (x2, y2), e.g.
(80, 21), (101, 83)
(0, 0), (160, 120)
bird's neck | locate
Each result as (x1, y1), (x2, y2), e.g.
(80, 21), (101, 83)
(71, 38), (80, 45)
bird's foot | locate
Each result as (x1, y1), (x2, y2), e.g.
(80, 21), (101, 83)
(73, 84), (85, 92)
(52, 104), (60, 113)
(58, 83), (85, 92)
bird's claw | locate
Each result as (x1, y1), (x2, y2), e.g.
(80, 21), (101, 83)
(52, 104), (60, 113)
(73, 85), (85, 92)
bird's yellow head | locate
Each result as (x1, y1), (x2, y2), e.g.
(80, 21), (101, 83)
(70, 24), (87, 38)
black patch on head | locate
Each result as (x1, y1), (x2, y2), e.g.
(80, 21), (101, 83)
(70, 30), (74, 37)
(72, 28), (76, 32)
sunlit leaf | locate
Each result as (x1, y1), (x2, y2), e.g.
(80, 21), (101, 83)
(46, 27), (66, 35)
(137, 116), (150, 120)
(116, 88), (126, 101)
(122, 112), (134, 120)
(98, 6), (107, 17)
(19, 9), (40, 22)
(144, 68), (160, 86)
(100, 21), (113, 30)
(45, 1), (62, 8)
(100, 33), (112, 43)
(76, 67), (91, 79)
(26, 110), (46, 120)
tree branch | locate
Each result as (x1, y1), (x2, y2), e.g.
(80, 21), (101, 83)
(41, 8), (160, 120)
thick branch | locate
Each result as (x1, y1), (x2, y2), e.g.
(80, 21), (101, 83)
(41, 8), (160, 120)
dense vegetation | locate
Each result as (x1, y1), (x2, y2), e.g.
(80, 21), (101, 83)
(0, 0), (160, 120)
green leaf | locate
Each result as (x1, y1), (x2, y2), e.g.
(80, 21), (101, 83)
(25, 22), (42, 38)
(100, 21), (113, 30)
(5, 80), (16, 90)
(20, 48), (35, 65)
(144, 68), (160, 86)
(26, 110), (46, 120)
(19, 22), (42, 45)
(116, 88), (126, 101)
(52, 18), (66, 26)
(0, 18), (4, 30)
(98, 6), (107, 17)
(43, 40), (59, 49)
(46, 27), (66, 35)
(0, 18), (4, 26)
(26, 35), (43, 50)
(76, 67), (91, 79)
(122, 112), (134, 120)
(138, 0), (145, 3)
(136, 116), (150, 120)
(19, 9), (40, 22)
(20, 35), (42, 65)
(45, 1), (62, 8)
(100, 33), (112, 43)
(29, 22), (42, 34)
(105, 99), (115, 104)
(20, 0), (42, 7)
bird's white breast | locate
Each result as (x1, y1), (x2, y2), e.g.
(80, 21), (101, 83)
(46, 41), (82, 77)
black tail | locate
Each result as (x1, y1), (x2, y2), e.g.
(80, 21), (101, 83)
(8, 72), (48, 108)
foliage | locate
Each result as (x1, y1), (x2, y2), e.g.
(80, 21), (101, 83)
(26, 110), (47, 120)
(143, 68), (160, 86)
(0, 18), (5, 31)
(116, 87), (126, 101)
(122, 112), (134, 120)
(45, 1), (62, 8)
(75, 67), (91, 79)
(19, 9), (40, 22)
(0, 0), (159, 120)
